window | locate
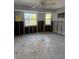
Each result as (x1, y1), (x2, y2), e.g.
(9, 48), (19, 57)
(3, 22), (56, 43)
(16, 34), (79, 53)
(30, 14), (37, 26)
(45, 13), (52, 25)
(24, 13), (37, 26)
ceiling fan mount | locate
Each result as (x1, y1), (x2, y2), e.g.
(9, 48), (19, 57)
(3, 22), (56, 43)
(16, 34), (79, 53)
(41, 2), (45, 5)
(32, 0), (56, 9)
(40, 0), (56, 6)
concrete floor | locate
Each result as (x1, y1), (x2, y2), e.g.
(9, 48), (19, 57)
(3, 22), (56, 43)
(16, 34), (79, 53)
(14, 33), (65, 59)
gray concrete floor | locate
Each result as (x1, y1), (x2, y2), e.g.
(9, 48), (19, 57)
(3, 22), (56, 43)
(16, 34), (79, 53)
(14, 33), (65, 59)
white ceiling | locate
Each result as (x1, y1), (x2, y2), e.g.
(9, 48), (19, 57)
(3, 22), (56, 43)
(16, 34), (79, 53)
(14, 0), (65, 9)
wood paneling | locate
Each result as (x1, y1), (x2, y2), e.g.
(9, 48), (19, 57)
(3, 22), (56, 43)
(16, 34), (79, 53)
(14, 21), (64, 36)
(38, 21), (44, 32)
(14, 22), (19, 36)
(14, 21), (24, 36)
(19, 22), (24, 35)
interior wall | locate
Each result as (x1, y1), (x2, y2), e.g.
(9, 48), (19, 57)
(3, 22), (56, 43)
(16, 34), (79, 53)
(37, 13), (45, 21)
(14, 11), (54, 22)
(14, 8), (65, 36)
(14, 11), (24, 21)
(52, 8), (65, 35)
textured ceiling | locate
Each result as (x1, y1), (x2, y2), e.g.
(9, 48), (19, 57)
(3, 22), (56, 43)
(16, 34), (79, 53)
(14, 0), (65, 9)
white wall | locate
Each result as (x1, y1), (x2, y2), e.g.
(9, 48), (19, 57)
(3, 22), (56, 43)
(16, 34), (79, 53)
(52, 8), (65, 35)
(37, 13), (45, 21)
(14, 9), (65, 35)
(52, 8), (65, 21)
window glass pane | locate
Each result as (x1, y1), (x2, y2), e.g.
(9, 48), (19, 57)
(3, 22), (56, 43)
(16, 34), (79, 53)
(24, 13), (31, 20)
(30, 20), (37, 26)
(45, 20), (51, 25)
(30, 14), (37, 26)
(24, 13), (37, 26)
(46, 14), (51, 20)
(25, 20), (30, 26)
(45, 13), (52, 25)
(31, 14), (37, 20)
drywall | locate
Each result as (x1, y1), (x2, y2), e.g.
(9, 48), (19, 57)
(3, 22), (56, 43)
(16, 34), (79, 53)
(14, 8), (65, 35)
(52, 8), (65, 35)
(37, 13), (45, 21)
(14, 10), (54, 21)
(14, 11), (45, 21)
(14, 11), (24, 21)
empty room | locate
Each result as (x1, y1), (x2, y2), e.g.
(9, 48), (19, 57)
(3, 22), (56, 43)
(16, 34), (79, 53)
(14, 0), (65, 59)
